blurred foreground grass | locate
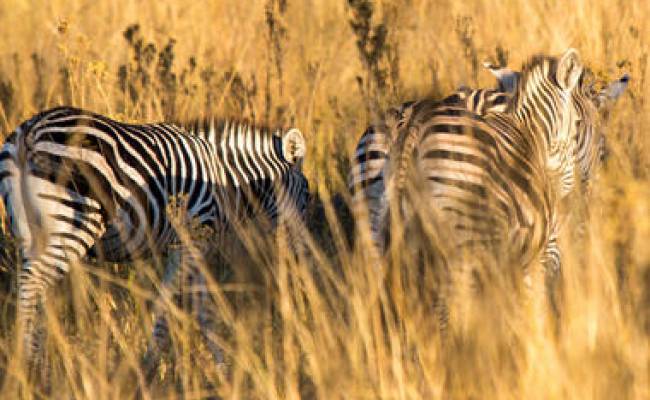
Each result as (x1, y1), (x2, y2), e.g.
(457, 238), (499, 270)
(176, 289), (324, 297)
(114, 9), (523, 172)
(0, 0), (647, 398)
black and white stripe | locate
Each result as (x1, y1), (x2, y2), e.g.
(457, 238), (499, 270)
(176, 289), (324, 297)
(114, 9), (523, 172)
(484, 63), (629, 192)
(380, 50), (626, 321)
(349, 83), (513, 252)
(0, 106), (308, 361)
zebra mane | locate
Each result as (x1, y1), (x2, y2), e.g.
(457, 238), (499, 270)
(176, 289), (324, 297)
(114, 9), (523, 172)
(179, 117), (283, 144)
(509, 54), (560, 111)
(512, 50), (584, 108)
(513, 56), (611, 114)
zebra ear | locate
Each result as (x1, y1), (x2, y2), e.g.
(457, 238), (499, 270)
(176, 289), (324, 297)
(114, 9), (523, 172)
(483, 61), (519, 93)
(556, 48), (583, 91)
(282, 128), (306, 165)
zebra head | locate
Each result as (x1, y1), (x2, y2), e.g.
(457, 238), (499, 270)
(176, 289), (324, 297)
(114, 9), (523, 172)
(573, 72), (629, 185)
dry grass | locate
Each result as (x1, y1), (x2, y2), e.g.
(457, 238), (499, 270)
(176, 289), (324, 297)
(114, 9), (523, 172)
(0, 0), (648, 398)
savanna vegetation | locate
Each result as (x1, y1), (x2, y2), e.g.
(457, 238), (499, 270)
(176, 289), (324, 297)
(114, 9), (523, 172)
(0, 0), (647, 398)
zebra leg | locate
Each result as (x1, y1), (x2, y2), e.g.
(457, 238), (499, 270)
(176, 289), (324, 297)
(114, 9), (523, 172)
(145, 239), (224, 381)
(353, 174), (389, 264)
(149, 244), (183, 354)
(542, 233), (563, 330)
(143, 243), (184, 382)
(180, 240), (225, 365)
(134, 231), (189, 384)
(192, 264), (224, 365)
(6, 172), (104, 374)
(20, 253), (100, 374)
(147, 242), (219, 354)
(17, 258), (54, 363)
(17, 234), (101, 388)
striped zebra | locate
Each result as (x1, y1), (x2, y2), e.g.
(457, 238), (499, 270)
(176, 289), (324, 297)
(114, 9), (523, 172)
(349, 74), (514, 253)
(351, 52), (627, 259)
(0, 106), (309, 365)
(382, 49), (626, 325)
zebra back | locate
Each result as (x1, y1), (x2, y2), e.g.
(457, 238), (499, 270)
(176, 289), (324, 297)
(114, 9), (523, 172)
(349, 86), (513, 194)
(182, 117), (306, 167)
(383, 50), (586, 265)
(349, 82), (516, 253)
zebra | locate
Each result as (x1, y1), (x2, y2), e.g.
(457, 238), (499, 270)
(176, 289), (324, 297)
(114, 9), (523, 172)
(381, 49), (626, 326)
(0, 106), (309, 367)
(349, 71), (515, 254)
(352, 51), (627, 261)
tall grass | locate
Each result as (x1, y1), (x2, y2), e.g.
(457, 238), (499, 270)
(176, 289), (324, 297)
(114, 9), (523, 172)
(0, 0), (647, 398)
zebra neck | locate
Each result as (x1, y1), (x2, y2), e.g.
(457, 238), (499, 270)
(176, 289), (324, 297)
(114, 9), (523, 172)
(511, 63), (575, 187)
(183, 118), (286, 167)
(215, 120), (284, 161)
(195, 120), (290, 189)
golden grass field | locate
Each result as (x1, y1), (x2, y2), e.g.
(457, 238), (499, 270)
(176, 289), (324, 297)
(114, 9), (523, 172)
(0, 0), (648, 398)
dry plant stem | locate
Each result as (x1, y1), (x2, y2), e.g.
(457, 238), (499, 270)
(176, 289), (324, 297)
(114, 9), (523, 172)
(0, 1), (647, 398)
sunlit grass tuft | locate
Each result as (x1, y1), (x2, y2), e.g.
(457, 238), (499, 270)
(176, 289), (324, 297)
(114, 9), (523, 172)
(0, 0), (648, 398)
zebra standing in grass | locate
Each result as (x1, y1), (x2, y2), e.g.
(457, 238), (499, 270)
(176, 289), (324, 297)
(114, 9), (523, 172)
(352, 50), (627, 263)
(349, 75), (514, 253)
(382, 49), (626, 324)
(0, 106), (309, 365)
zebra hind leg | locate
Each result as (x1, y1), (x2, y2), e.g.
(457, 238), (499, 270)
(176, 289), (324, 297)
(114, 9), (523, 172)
(142, 244), (183, 383)
(16, 256), (72, 391)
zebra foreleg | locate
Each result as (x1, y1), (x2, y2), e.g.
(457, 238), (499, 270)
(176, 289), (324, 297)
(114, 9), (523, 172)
(181, 240), (225, 366)
(143, 243), (183, 381)
(144, 240), (224, 382)
(542, 233), (563, 333)
(150, 245), (183, 353)
(192, 267), (225, 365)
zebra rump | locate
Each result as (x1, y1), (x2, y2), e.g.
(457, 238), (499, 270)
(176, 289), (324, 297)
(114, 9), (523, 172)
(349, 74), (516, 252)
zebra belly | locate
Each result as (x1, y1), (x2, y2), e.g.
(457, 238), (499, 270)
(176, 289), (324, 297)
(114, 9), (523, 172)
(91, 202), (216, 262)
(424, 181), (544, 269)
(91, 210), (161, 262)
(92, 224), (142, 262)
